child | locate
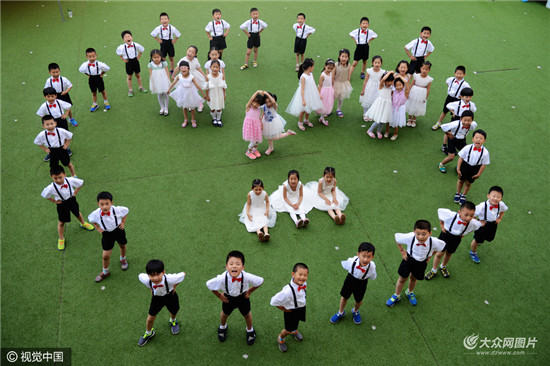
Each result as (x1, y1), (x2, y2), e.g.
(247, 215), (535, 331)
(138, 260), (185, 346)
(34, 115), (76, 176)
(387, 76), (410, 140)
(318, 59), (335, 124)
(386, 220), (445, 307)
(439, 88), (476, 154)
(405, 61), (433, 127)
(167, 61), (206, 128)
(205, 9), (230, 59)
(239, 179), (276, 241)
(240, 8), (268, 69)
(269, 170), (314, 228)
(242, 90), (264, 159)
(285, 58), (323, 131)
(150, 12), (181, 74)
(116, 30), (147, 96)
(206, 250), (264, 345)
(404, 26), (434, 74)
(36, 87), (74, 158)
(78, 48), (111, 112)
(366, 71), (394, 138)
(261, 92), (295, 155)
(469, 186), (508, 263)
(88, 191), (129, 283)
(395, 60), (411, 84)
(330, 242), (377, 324)
(438, 111), (478, 173)
(148, 49), (172, 116)
(306, 166), (349, 224)
(204, 48), (226, 79)
(359, 55), (385, 120)
(333, 49), (353, 118)
(41, 165), (94, 251)
(349, 17), (378, 79)
(45, 63), (77, 126)
(204, 60), (227, 127)
(270, 263), (309, 353)
(455, 130), (490, 204)
(176, 46), (208, 112)
(432, 66), (470, 130)
(424, 203), (482, 280)
(293, 13), (315, 71)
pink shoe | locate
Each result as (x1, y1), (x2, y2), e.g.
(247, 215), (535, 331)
(410, 121), (416, 128)
(320, 118), (329, 126)
(253, 150), (261, 158)
(298, 122), (305, 131)
(265, 148), (274, 155)
(192, 120), (197, 128)
(367, 131), (376, 138)
(182, 120), (188, 128)
(246, 151), (256, 160)
(377, 132), (383, 139)
(287, 129), (296, 136)
(305, 120), (314, 127)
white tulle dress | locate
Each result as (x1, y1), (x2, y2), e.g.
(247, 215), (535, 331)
(239, 190), (277, 232)
(269, 180), (314, 215)
(285, 73), (324, 116)
(305, 178), (350, 211)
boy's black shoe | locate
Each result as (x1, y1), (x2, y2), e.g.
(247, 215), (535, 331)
(218, 326), (227, 342)
(246, 329), (256, 345)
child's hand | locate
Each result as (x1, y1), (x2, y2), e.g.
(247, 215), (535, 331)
(167, 90), (171, 95)
(244, 291), (251, 299)
(247, 214), (253, 221)
(496, 217), (502, 224)
(220, 293), (229, 303)
(45, 148), (51, 154)
(324, 198), (332, 206)
(480, 220), (487, 226)
(54, 200), (63, 205)
(205, 76), (209, 82)
(302, 101), (306, 107)
(61, 91), (67, 95)
(206, 96), (210, 102)
(333, 199), (339, 206)
(118, 222), (125, 230)
(124, 59), (128, 63)
(411, 56), (417, 61)
(400, 249), (408, 261)
(472, 173), (480, 179)
(97, 227), (104, 233)
(457, 169), (462, 178)
(157, 39), (163, 44)
(293, 203), (300, 210)
(360, 91), (365, 96)
(264, 211), (269, 217)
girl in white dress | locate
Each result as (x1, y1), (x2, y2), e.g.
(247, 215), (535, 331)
(359, 55), (385, 121)
(366, 71), (394, 139)
(148, 49), (172, 116)
(239, 179), (276, 242)
(405, 61), (433, 127)
(269, 170), (314, 229)
(305, 167), (349, 225)
(204, 48), (226, 79)
(167, 60), (206, 128)
(261, 91), (295, 155)
(176, 46), (209, 112)
(204, 60), (227, 127)
(318, 58), (335, 125)
(285, 58), (324, 131)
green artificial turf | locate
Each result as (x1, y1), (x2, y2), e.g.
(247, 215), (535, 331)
(1, 1), (549, 365)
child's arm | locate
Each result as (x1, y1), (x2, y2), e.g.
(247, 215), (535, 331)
(47, 197), (62, 204)
(166, 77), (178, 94)
(119, 55), (128, 64)
(360, 73), (370, 95)
(62, 81), (72, 95)
(396, 242), (408, 261)
(92, 222), (104, 233)
(263, 91), (277, 110)
(317, 181), (331, 206)
(245, 285), (261, 299)
(137, 51), (142, 61)
(456, 157), (464, 178)
(119, 214), (127, 230)
(318, 73), (325, 94)
(73, 186), (82, 196)
(276, 305), (292, 312)
(172, 36), (179, 45)
(404, 46), (416, 61)
(378, 71), (393, 90)
(246, 193), (252, 221)
(221, 67), (226, 80)
(163, 65), (171, 81)
(265, 195), (270, 217)
(245, 90), (262, 110)
(425, 51), (432, 60)
(282, 186), (292, 206)
(439, 220), (446, 233)
(296, 184), (304, 209)
(62, 138), (71, 150)
(425, 81), (432, 99)
(300, 76), (306, 106)
(223, 26), (230, 38)
(331, 181), (339, 205)
(206, 30), (213, 41)
(192, 78), (206, 98)
(197, 66), (209, 82)
(472, 164), (486, 180)
(496, 211), (505, 224)
(211, 290), (229, 303)
(242, 27), (250, 37)
(205, 88), (210, 101)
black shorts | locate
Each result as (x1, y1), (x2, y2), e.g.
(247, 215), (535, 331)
(210, 36), (227, 51)
(56, 196), (80, 223)
(294, 37), (307, 55)
(222, 293), (251, 316)
(340, 273), (368, 302)
(447, 138), (467, 155)
(474, 221), (498, 244)
(283, 306), (306, 332)
(54, 117), (69, 131)
(353, 44), (370, 61)
(408, 56), (425, 74)
(149, 292), (180, 316)
(125, 58), (141, 75)
(439, 231), (462, 254)
(160, 39), (175, 58)
(443, 95), (460, 113)
(247, 33), (261, 49)
(397, 255), (428, 281)
(57, 93), (73, 105)
(49, 147), (70, 168)
(459, 161), (481, 183)
(101, 227), (128, 251)
(88, 75), (105, 93)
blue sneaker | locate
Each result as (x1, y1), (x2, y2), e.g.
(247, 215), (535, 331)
(69, 118), (78, 126)
(330, 311), (345, 324)
(386, 294), (400, 307)
(351, 310), (362, 325)
(90, 104), (99, 112)
(44, 153), (50, 162)
(104, 102), (111, 110)
(406, 290), (417, 306)
(459, 194), (467, 205)
(454, 193), (461, 203)
(360, 72), (365, 79)
(470, 250), (480, 263)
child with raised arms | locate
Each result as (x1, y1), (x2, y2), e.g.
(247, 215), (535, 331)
(204, 60), (227, 127)
(148, 49), (172, 116)
(432, 65), (470, 130)
(387, 76), (410, 140)
(78, 47), (110, 112)
(240, 8), (268, 70)
(405, 61), (433, 127)
(150, 12), (181, 74)
(286, 58), (323, 131)
(34, 115), (76, 176)
(167, 60), (206, 128)
(116, 30), (147, 97)
(239, 179), (276, 242)
(306, 166), (349, 225)
(404, 26), (434, 74)
(261, 92), (295, 155)
(455, 130), (490, 204)
(204, 48), (226, 79)
(206, 250), (264, 345)
(469, 186), (508, 264)
(318, 59), (335, 125)
(293, 13), (315, 71)
(45, 63), (77, 126)
(386, 220), (445, 307)
(242, 90), (264, 159)
(438, 111), (478, 174)
(138, 260), (185, 346)
(359, 55), (385, 120)
(205, 9), (230, 59)
(330, 242), (376, 324)
(333, 49), (353, 118)
(88, 191), (129, 283)
(348, 17), (378, 79)
(269, 170), (314, 229)
(365, 71), (394, 139)
(271, 263), (309, 353)
(439, 88), (476, 155)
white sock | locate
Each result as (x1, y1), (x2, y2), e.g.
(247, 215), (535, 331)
(351, 307), (357, 313)
(216, 111), (222, 120)
(145, 329), (152, 335)
(290, 213), (299, 224)
(337, 311), (344, 315)
(246, 326), (254, 332)
(299, 214), (306, 220)
(120, 256), (125, 261)
(164, 94), (169, 109)
(337, 99), (343, 110)
(248, 142), (256, 150)
(210, 111), (216, 119)
(103, 268), (109, 274)
(170, 317), (176, 322)
(219, 324), (227, 329)
(103, 99), (108, 104)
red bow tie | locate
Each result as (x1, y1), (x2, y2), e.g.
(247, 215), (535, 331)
(49, 104), (57, 108)
(52, 78), (60, 82)
(462, 104), (470, 108)
(473, 147), (482, 152)
(297, 25), (302, 29)
(455, 80), (460, 84)
(416, 242), (426, 247)
(127, 44), (134, 48)
(361, 30), (367, 34)
(298, 285), (307, 291)
(47, 132), (55, 136)
(458, 220), (468, 226)
(162, 27), (168, 30)
(88, 63), (95, 67)
(490, 205), (498, 210)
(421, 40), (428, 44)
(253, 21), (258, 24)
(152, 284), (164, 289)
(462, 126), (470, 130)
(60, 184), (68, 189)
(101, 211), (111, 216)
(231, 277), (242, 283)
(356, 265), (366, 273)
(215, 21), (221, 25)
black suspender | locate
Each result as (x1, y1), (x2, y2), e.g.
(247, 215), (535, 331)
(249, 19), (259, 32)
(467, 146), (485, 165)
(212, 21), (225, 36)
(408, 236), (415, 257)
(454, 80), (464, 97)
(99, 207), (118, 231)
(51, 178), (73, 201)
(301, 24), (306, 38)
(162, 25), (171, 40)
(46, 103), (63, 118)
(425, 238), (433, 261)
(289, 282), (305, 308)
(448, 213), (469, 236)
(44, 128), (62, 148)
(224, 272), (244, 295)
(413, 38), (427, 57)
(124, 44), (136, 60)
(351, 258), (370, 280)
(50, 77), (64, 92)
(357, 29), (368, 44)
(454, 120), (462, 136)
(149, 275), (171, 295)
(87, 62), (98, 75)
(409, 237), (434, 261)
(484, 201), (500, 221)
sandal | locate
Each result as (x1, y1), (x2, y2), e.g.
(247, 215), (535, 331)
(410, 121), (416, 128)
(337, 110), (344, 118)
(439, 163), (447, 173)
(297, 122), (306, 131)
(191, 120), (197, 128)
(265, 148), (274, 155)
(305, 120), (314, 127)
(287, 129), (296, 136)
(320, 118), (329, 126)
(182, 120), (188, 128)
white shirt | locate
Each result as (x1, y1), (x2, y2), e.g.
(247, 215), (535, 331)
(116, 42), (144, 60)
(151, 24), (181, 40)
(79, 60), (110, 76)
(205, 19), (230, 36)
(138, 273), (186, 296)
(206, 270), (264, 297)
(446, 77), (470, 98)
(441, 120), (478, 140)
(88, 206), (129, 232)
(458, 144), (490, 166)
(270, 280), (307, 309)
(395, 232), (446, 262)
(44, 76), (72, 93)
(36, 100), (72, 118)
(34, 127), (73, 148)
(438, 208), (482, 236)
(475, 200), (508, 222)
(446, 100), (477, 118)
(240, 18), (267, 33)
(349, 28), (377, 44)
(204, 59), (226, 74)
(293, 23), (315, 39)
(405, 37), (434, 57)
(341, 256), (377, 280)
(41, 177), (83, 201)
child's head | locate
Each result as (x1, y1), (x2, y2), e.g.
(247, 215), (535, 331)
(460, 87), (474, 103)
(460, 110), (474, 128)
(458, 201), (476, 222)
(394, 77), (405, 91)
(50, 165), (66, 184)
(42, 115), (56, 131)
(288, 170), (300, 188)
(292, 262), (309, 285)
(186, 45), (198, 59)
(121, 30), (133, 43)
(251, 93), (264, 108)
(296, 13), (306, 24)
(298, 58), (314, 79)
(454, 65), (466, 79)
(371, 55), (382, 69)
(97, 191), (114, 213)
(43, 87), (57, 103)
(150, 49), (163, 63)
(48, 63), (60, 77)
(472, 129), (487, 146)
(208, 47), (220, 60)
(178, 60), (190, 73)
(338, 49), (351, 66)
(263, 92), (277, 108)
(420, 61), (432, 75)
(251, 179), (264, 195)
(323, 58), (335, 73)
(413, 219), (432, 242)
(360, 17), (369, 28)
(395, 60), (409, 74)
(420, 26), (432, 39)
(210, 60), (221, 74)
(159, 12), (170, 25)
(226, 250), (245, 278)
(487, 186), (504, 205)
(85, 48), (97, 62)
(250, 7), (259, 19)
(323, 166), (336, 183)
(383, 72), (395, 87)
(212, 8), (222, 20)
(357, 242), (375, 266)
(146, 259), (165, 283)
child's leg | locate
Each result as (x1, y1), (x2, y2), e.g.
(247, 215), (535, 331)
(437, 111), (448, 124)
(338, 296), (348, 313)
(216, 110), (222, 120)
(327, 209), (337, 220)
(349, 60), (359, 75)
(298, 213), (306, 221)
(431, 251), (445, 270)
(68, 110), (74, 119)
(442, 252), (453, 267)
(163, 94), (169, 111)
(361, 60), (368, 73)
(462, 181), (473, 195)
(58, 221), (65, 240)
(183, 108), (189, 120)
(456, 179), (465, 194)
(279, 329), (291, 341)
(353, 300), (363, 312)
(289, 213), (299, 225)
(368, 122), (379, 133)
(440, 153), (455, 166)
(298, 111), (305, 123)
(119, 243), (127, 259)
(253, 47), (259, 62)
(101, 90), (108, 102)
(334, 208), (342, 218)
(146, 314), (156, 332)
(471, 239), (479, 253)
(67, 162), (76, 177)
(268, 139), (274, 149)
(394, 275), (408, 295)
(408, 276), (418, 292)
(219, 49), (223, 58)
(247, 141), (256, 153)
(304, 113), (310, 122)
(75, 212), (86, 225)
(244, 312), (254, 330)
(443, 134), (449, 146)
(190, 109), (196, 121)
(300, 54), (305, 63)
(158, 94), (165, 109)
(337, 99), (344, 111)
(295, 53), (300, 66)
(92, 91), (98, 105)
(376, 123), (384, 132)
(393, 126), (399, 137)
(169, 56), (175, 71)
(127, 74), (133, 91)
(363, 106), (369, 115)
(263, 225), (269, 236)
(135, 72), (143, 88)
(102, 249), (113, 272)
(245, 48), (252, 65)
(210, 109), (216, 120)
(219, 311), (229, 327)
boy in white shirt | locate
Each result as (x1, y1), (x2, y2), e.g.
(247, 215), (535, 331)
(348, 17), (378, 79)
(116, 30), (147, 97)
(239, 7), (268, 70)
(432, 66), (471, 130)
(438, 111), (477, 173)
(205, 8), (230, 59)
(293, 13), (315, 71)
(45, 63), (77, 126)
(34, 115), (75, 175)
(404, 26), (434, 74)
(78, 48), (111, 112)
(151, 12), (181, 74)
(455, 130), (490, 204)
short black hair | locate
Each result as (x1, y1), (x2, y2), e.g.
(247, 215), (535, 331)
(42, 115), (55, 124)
(251, 179), (264, 189)
(455, 65), (466, 73)
(250, 7), (258, 13)
(358, 242), (375, 255)
(297, 12), (306, 19)
(178, 60), (190, 68)
(472, 129), (487, 139)
(226, 250), (245, 265)
(421, 26), (432, 33)
(414, 219), (432, 232)
(383, 72), (395, 82)
(48, 63), (60, 71)
(146, 259), (164, 275)
(97, 191), (113, 202)
(210, 59), (221, 68)
(121, 30), (132, 39)
(85, 47), (96, 54)
(460, 87), (474, 97)
(293, 262), (309, 272)
(461, 110), (474, 119)
(212, 8), (221, 15)
(460, 201), (476, 211)
(50, 165), (65, 176)
(288, 169), (300, 180)
(43, 87), (57, 96)
(160, 12), (169, 18)
(488, 186), (504, 196)
(360, 17), (369, 23)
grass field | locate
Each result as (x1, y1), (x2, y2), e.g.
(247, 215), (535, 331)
(1, 1), (549, 365)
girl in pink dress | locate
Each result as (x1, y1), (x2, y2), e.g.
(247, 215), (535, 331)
(242, 90), (264, 159)
(318, 58), (335, 125)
